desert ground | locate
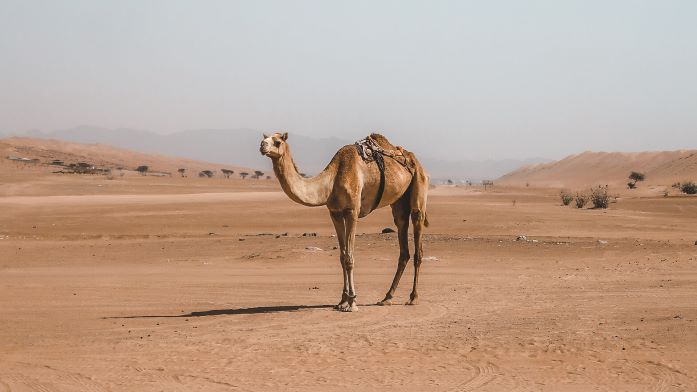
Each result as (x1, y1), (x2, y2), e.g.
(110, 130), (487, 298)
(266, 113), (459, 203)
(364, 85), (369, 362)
(1, 152), (697, 391)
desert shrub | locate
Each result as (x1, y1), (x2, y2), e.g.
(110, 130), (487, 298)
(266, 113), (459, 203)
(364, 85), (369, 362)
(681, 181), (697, 195)
(629, 171), (645, 182)
(136, 165), (149, 175)
(627, 182), (636, 189)
(590, 185), (610, 209)
(560, 191), (574, 206)
(575, 193), (588, 208)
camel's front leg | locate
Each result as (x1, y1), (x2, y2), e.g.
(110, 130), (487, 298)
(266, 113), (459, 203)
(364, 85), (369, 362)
(329, 210), (349, 309)
(341, 208), (359, 312)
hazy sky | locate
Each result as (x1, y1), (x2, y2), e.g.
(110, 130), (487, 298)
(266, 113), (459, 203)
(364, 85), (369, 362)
(1, 1), (696, 159)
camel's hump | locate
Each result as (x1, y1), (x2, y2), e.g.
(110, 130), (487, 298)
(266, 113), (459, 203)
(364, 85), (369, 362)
(368, 133), (397, 150)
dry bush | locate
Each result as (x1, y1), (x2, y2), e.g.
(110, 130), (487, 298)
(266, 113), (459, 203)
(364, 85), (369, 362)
(627, 171), (645, 189)
(681, 181), (697, 195)
(590, 185), (610, 208)
(575, 193), (588, 208)
(560, 191), (574, 206)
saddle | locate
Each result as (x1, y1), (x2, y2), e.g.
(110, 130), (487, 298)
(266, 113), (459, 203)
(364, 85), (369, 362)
(355, 135), (414, 213)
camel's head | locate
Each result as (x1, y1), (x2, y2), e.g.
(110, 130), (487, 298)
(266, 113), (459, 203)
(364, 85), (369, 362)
(259, 132), (288, 158)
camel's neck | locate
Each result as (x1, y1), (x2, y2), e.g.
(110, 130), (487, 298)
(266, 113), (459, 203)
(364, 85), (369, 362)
(271, 146), (336, 207)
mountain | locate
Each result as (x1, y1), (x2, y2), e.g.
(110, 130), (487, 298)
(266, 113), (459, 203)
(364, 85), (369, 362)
(497, 150), (697, 188)
(420, 156), (548, 183)
(6, 126), (546, 180)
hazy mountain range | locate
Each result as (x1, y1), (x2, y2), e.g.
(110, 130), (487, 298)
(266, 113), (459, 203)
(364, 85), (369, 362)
(0, 126), (547, 181)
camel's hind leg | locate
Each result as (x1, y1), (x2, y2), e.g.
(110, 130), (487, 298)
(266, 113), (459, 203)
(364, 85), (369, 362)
(377, 195), (411, 306)
(407, 210), (425, 305)
(407, 165), (429, 306)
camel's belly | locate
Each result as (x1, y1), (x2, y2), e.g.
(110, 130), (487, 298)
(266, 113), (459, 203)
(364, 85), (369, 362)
(358, 164), (413, 217)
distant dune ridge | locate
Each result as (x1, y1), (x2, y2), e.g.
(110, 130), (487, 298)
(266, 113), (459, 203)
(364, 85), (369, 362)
(0, 137), (253, 175)
(5, 132), (696, 189)
(497, 150), (697, 188)
(3, 126), (546, 181)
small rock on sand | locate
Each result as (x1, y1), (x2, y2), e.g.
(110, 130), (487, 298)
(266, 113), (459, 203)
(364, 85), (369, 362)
(423, 256), (439, 262)
(381, 227), (396, 234)
(597, 240), (608, 245)
(516, 235), (527, 241)
(305, 246), (323, 251)
(303, 232), (317, 237)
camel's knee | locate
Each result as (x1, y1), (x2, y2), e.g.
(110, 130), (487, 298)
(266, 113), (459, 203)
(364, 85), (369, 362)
(411, 210), (425, 225)
(341, 253), (354, 270)
(413, 248), (423, 266)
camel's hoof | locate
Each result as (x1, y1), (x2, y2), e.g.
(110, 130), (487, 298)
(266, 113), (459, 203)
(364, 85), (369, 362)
(405, 298), (419, 306)
(334, 301), (348, 310)
(377, 299), (392, 306)
(340, 303), (358, 312)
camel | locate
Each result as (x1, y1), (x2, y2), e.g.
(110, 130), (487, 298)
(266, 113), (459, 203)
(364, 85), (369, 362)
(260, 132), (429, 312)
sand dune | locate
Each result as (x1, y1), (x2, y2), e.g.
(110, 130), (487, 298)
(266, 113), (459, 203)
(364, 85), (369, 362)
(497, 150), (697, 188)
(1, 136), (256, 176)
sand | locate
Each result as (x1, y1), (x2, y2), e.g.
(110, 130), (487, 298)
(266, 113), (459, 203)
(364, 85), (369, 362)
(1, 156), (697, 391)
(498, 150), (697, 190)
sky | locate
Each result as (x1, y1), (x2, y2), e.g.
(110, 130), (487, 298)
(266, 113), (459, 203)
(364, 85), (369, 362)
(1, 0), (696, 160)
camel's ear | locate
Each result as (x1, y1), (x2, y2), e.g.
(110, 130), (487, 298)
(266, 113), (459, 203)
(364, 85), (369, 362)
(281, 132), (288, 141)
(263, 133), (269, 139)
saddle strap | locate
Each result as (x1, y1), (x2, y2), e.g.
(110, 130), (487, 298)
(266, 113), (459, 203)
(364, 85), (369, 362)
(371, 151), (386, 213)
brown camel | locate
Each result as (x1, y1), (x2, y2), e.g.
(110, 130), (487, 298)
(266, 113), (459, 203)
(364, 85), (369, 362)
(260, 132), (429, 312)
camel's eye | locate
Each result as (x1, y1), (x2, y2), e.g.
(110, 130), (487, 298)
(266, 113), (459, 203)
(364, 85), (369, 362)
(274, 140), (281, 147)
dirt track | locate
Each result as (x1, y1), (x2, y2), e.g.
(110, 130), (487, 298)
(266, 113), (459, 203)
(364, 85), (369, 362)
(1, 175), (696, 391)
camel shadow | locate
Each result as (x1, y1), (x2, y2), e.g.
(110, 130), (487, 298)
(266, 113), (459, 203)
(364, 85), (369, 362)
(105, 304), (334, 319)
